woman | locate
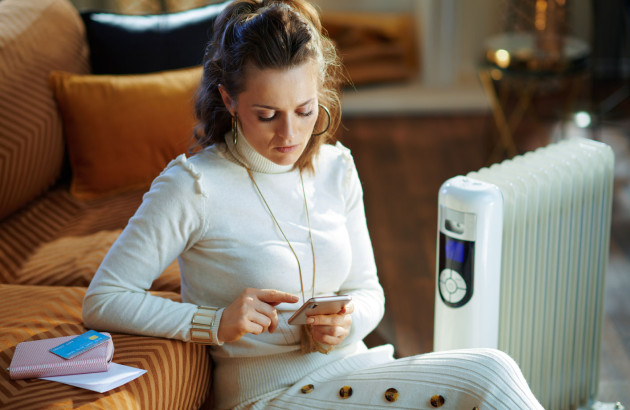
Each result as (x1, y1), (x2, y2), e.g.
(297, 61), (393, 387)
(83, 1), (543, 408)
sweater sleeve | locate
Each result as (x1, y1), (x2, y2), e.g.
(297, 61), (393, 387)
(82, 156), (219, 342)
(336, 146), (385, 345)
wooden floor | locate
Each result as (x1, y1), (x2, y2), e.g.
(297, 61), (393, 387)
(337, 110), (630, 407)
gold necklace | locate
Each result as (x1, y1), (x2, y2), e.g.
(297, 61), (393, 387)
(246, 168), (330, 354)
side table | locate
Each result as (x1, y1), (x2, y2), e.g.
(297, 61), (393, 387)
(480, 32), (591, 159)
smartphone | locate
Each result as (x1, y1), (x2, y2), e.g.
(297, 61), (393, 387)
(287, 295), (352, 325)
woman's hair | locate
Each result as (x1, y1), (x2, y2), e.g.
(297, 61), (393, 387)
(193, 0), (344, 171)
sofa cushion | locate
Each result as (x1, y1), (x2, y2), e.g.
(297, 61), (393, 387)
(0, 185), (181, 292)
(18, 229), (181, 291)
(0, 186), (139, 285)
(0, 0), (89, 221)
(81, 1), (229, 75)
(49, 67), (202, 200)
(0, 284), (211, 409)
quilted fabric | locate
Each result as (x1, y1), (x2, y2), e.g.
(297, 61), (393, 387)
(0, 0), (89, 220)
(0, 284), (212, 409)
(9, 334), (113, 379)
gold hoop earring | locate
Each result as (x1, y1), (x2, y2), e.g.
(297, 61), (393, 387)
(232, 114), (238, 145)
(312, 104), (331, 136)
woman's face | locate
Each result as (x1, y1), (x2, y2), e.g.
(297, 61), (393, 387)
(219, 62), (320, 166)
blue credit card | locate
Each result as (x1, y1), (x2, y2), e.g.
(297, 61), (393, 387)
(49, 330), (110, 359)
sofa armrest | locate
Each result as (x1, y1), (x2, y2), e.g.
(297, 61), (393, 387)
(0, 0), (89, 221)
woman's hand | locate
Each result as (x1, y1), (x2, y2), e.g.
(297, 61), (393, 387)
(306, 302), (354, 346)
(218, 288), (299, 343)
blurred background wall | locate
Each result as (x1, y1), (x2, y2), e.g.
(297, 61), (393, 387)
(69, 0), (603, 113)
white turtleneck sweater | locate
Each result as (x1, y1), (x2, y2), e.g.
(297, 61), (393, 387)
(83, 133), (385, 409)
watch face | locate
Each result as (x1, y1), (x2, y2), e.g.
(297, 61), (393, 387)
(438, 234), (474, 308)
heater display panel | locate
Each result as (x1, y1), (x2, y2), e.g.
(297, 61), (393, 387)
(438, 234), (474, 307)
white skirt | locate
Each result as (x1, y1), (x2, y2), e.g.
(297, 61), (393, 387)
(258, 346), (543, 410)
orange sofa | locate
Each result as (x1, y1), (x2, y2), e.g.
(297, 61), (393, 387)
(0, 0), (227, 408)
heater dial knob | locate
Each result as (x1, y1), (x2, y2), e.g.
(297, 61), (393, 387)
(439, 269), (468, 304)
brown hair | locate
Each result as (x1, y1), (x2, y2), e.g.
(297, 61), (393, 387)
(193, 0), (343, 171)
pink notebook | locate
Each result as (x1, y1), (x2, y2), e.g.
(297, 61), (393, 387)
(9, 333), (114, 380)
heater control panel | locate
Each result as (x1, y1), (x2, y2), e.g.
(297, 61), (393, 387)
(439, 268), (468, 304)
(438, 234), (475, 308)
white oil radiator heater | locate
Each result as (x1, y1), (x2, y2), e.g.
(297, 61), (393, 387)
(434, 137), (615, 410)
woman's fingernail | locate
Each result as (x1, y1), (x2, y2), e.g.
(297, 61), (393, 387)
(306, 318), (314, 324)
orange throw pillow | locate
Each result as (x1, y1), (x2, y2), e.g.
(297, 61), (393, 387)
(49, 66), (202, 200)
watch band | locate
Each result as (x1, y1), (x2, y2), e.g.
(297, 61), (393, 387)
(190, 306), (219, 345)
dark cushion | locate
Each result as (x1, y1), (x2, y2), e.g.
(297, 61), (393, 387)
(81, 1), (230, 75)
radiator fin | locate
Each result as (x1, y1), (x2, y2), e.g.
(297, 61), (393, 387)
(467, 137), (614, 409)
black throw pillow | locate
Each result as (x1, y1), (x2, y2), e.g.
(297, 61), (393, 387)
(81, 1), (230, 75)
